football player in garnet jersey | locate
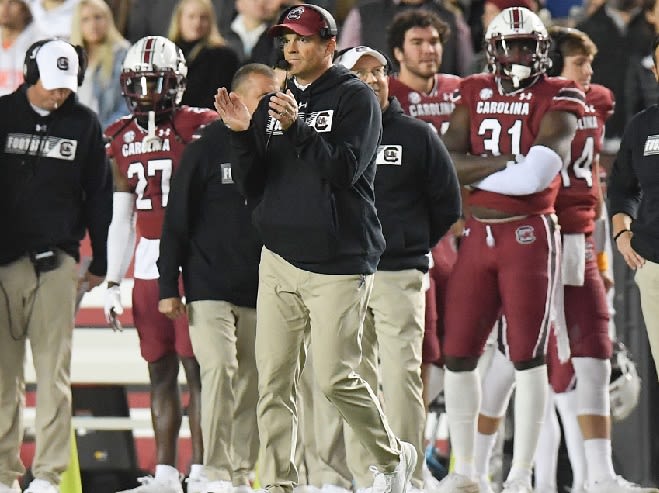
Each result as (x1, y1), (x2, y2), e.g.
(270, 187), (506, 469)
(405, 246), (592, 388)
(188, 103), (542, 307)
(103, 36), (217, 493)
(435, 8), (585, 493)
(535, 28), (656, 493)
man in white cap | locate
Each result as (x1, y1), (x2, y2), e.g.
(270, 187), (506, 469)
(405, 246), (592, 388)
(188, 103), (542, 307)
(0, 38), (112, 493)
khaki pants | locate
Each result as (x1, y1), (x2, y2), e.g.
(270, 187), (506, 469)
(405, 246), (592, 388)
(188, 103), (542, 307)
(634, 261), (659, 380)
(187, 301), (258, 483)
(0, 254), (77, 486)
(298, 352), (353, 490)
(256, 248), (400, 493)
(315, 270), (426, 488)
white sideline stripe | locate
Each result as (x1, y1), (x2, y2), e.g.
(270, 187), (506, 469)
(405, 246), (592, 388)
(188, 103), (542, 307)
(23, 408), (190, 438)
(25, 328), (188, 384)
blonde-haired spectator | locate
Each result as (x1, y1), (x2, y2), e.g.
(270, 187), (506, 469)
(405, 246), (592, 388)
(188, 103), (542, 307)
(0, 0), (45, 95)
(70, 0), (129, 128)
(168, 0), (239, 108)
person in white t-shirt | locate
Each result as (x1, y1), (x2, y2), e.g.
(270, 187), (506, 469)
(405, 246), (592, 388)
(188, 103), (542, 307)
(0, 0), (44, 95)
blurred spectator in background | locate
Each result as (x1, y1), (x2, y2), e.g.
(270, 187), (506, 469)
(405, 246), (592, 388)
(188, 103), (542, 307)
(168, 0), (240, 109)
(26, 0), (79, 38)
(0, 0), (44, 95)
(224, 0), (282, 64)
(103, 0), (130, 35)
(338, 0), (463, 76)
(126, 0), (234, 44)
(70, 0), (129, 128)
(577, 0), (641, 150)
(624, 0), (659, 121)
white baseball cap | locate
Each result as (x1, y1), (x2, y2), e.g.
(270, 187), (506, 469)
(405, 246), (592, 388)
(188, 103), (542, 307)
(36, 40), (79, 92)
(334, 46), (387, 70)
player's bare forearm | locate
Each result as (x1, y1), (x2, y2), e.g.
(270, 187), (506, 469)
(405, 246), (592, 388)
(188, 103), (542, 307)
(451, 152), (511, 186)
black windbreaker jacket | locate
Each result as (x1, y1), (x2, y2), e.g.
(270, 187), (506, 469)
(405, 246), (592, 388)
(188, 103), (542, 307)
(230, 65), (386, 275)
(375, 97), (461, 272)
(0, 84), (112, 275)
(158, 120), (261, 307)
(608, 105), (659, 263)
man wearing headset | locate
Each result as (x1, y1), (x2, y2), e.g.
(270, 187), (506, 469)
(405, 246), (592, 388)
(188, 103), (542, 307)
(0, 38), (112, 493)
(215, 5), (417, 493)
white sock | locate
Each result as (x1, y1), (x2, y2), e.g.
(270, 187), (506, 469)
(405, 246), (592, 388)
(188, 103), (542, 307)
(533, 390), (559, 491)
(507, 365), (547, 483)
(584, 439), (616, 483)
(445, 369), (481, 479)
(474, 431), (497, 481)
(155, 464), (180, 482)
(554, 390), (586, 490)
(189, 464), (204, 480)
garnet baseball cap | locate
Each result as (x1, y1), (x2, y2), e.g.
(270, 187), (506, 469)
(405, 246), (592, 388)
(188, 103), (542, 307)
(269, 5), (332, 37)
(334, 46), (387, 70)
(36, 39), (79, 92)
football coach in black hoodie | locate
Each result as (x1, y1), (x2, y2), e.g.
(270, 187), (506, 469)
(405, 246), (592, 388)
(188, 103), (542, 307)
(0, 39), (111, 492)
(331, 46), (461, 491)
(214, 5), (417, 493)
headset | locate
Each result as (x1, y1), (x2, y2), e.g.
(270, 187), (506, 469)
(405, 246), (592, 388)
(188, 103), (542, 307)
(547, 28), (573, 77)
(23, 38), (87, 87)
(275, 3), (338, 40)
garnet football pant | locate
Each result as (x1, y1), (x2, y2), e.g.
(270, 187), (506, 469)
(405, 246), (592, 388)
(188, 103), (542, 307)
(0, 254), (77, 486)
(255, 248), (400, 493)
(186, 300), (258, 484)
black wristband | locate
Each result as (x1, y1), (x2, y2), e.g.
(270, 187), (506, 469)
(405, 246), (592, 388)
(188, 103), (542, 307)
(614, 229), (631, 242)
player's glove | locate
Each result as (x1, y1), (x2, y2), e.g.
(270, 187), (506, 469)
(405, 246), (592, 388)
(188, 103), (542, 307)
(104, 284), (123, 329)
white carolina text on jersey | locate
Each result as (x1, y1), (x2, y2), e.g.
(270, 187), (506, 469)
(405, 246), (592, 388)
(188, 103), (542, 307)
(122, 138), (171, 156)
(476, 101), (530, 115)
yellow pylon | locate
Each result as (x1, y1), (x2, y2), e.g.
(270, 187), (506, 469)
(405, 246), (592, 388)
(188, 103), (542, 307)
(59, 427), (82, 493)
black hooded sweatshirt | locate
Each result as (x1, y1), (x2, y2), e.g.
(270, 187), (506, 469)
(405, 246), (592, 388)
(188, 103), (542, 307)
(375, 97), (461, 272)
(230, 65), (386, 275)
(0, 84), (112, 275)
(158, 120), (261, 307)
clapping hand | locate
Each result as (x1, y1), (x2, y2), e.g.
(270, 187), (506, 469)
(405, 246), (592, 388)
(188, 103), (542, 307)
(215, 88), (251, 131)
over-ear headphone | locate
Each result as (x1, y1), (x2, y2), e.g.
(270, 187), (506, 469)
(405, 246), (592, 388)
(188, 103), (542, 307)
(23, 38), (87, 87)
(276, 3), (338, 39)
(547, 29), (571, 77)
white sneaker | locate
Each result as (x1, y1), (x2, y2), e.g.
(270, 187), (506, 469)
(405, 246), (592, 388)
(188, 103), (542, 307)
(587, 476), (659, 493)
(294, 486), (322, 493)
(355, 488), (372, 493)
(24, 479), (59, 493)
(321, 485), (352, 493)
(205, 481), (234, 493)
(0, 480), (20, 493)
(186, 476), (207, 493)
(479, 477), (495, 493)
(234, 485), (254, 493)
(423, 467), (442, 493)
(370, 441), (418, 493)
(116, 475), (183, 493)
(533, 487), (557, 493)
(501, 478), (532, 493)
(433, 473), (479, 493)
